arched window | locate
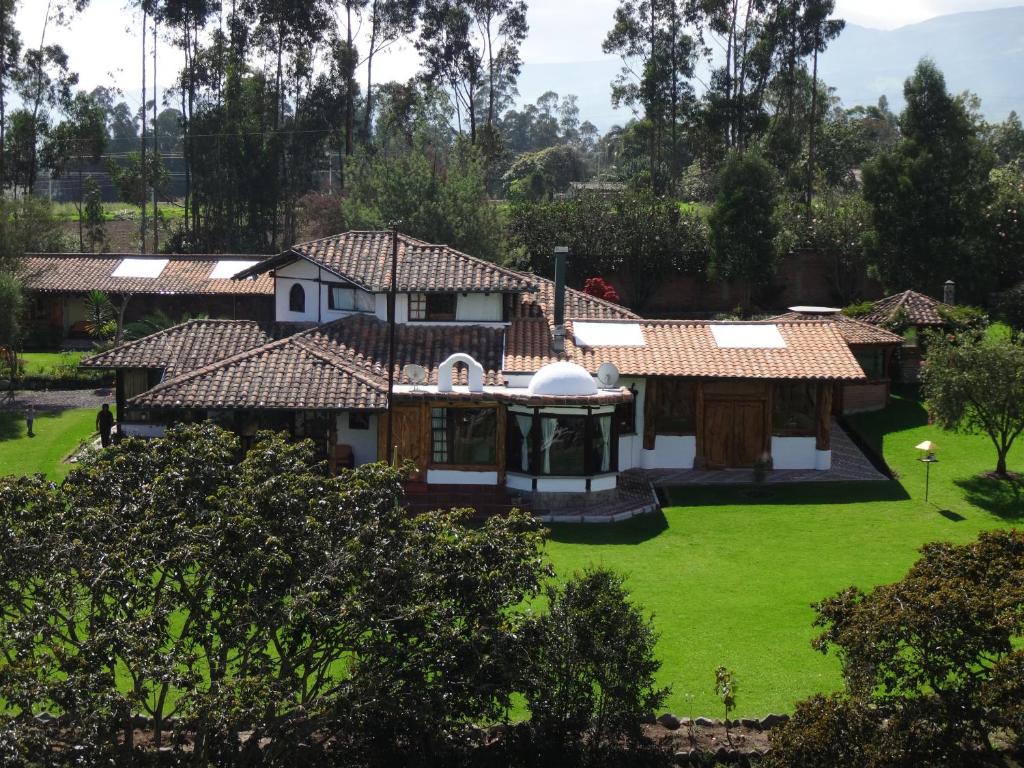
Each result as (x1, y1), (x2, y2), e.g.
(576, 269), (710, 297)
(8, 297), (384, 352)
(289, 283), (305, 313)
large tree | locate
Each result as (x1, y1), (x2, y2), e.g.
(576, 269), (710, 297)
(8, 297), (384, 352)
(921, 330), (1024, 478)
(862, 60), (994, 299)
(603, 0), (696, 192)
(42, 89), (107, 251)
(707, 150), (778, 307)
(418, 0), (527, 144)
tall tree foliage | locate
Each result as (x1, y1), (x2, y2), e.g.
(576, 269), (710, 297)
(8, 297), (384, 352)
(603, 0), (696, 192)
(863, 60), (994, 299)
(921, 330), (1024, 478)
(708, 150), (778, 306)
(418, 0), (527, 144)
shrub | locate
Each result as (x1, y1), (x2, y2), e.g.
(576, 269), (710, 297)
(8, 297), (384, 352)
(521, 568), (668, 762)
(773, 530), (1024, 765)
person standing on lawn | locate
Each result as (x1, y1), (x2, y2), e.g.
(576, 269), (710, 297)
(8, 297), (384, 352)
(96, 403), (114, 447)
(25, 405), (34, 437)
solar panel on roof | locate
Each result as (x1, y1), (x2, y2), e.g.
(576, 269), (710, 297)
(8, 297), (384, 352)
(209, 260), (260, 279)
(710, 324), (787, 349)
(573, 322), (645, 347)
(111, 258), (169, 278)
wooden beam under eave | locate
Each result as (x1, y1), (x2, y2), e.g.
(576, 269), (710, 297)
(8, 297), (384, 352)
(816, 382), (833, 451)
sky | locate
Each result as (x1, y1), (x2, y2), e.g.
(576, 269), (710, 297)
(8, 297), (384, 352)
(13, 0), (1023, 116)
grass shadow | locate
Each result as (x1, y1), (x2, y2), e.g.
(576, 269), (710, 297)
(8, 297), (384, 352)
(663, 480), (910, 508)
(0, 411), (21, 441)
(545, 509), (669, 545)
(954, 474), (1024, 521)
(937, 509), (966, 522)
(846, 386), (929, 455)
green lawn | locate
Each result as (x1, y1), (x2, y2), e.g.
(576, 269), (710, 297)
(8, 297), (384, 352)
(543, 388), (1022, 718)
(17, 351), (87, 377)
(0, 408), (97, 480)
(52, 200), (186, 221)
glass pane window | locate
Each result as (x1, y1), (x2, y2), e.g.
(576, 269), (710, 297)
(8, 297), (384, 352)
(773, 382), (817, 434)
(426, 293), (457, 321)
(328, 284), (354, 310)
(541, 415), (587, 475)
(854, 349), (885, 379)
(289, 283), (305, 312)
(409, 293), (426, 320)
(432, 408), (497, 466)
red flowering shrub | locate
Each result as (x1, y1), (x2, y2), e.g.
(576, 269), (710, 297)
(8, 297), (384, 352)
(583, 277), (620, 304)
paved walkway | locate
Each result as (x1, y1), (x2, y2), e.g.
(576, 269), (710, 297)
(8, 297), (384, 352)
(647, 422), (888, 487)
(0, 388), (114, 412)
(533, 423), (888, 523)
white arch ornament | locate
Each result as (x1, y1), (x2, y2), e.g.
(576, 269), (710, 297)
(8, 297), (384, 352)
(437, 353), (485, 393)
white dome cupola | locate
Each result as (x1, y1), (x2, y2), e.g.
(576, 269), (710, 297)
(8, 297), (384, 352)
(527, 361), (598, 397)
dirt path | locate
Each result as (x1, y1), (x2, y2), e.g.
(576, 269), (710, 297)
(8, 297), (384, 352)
(0, 388), (115, 412)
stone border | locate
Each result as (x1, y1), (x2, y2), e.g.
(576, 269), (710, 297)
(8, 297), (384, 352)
(534, 483), (661, 525)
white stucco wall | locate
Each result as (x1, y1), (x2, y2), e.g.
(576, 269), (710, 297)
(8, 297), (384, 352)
(640, 435), (697, 469)
(506, 473), (533, 492)
(335, 412), (378, 466)
(456, 293), (503, 321)
(535, 477), (589, 492)
(275, 260), (320, 322)
(427, 469), (499, 485)
(590, 474), (617, 492)
(770, 436), (817, 469)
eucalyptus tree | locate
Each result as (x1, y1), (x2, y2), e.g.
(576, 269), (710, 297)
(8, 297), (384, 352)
(42, 89), (107, 251)
(418, 0), (527, 144)
(12, 43), (77, 193)
(361, 0), (420, 142)
(603, 0), (696, 191)
(0, 0), (22, 188)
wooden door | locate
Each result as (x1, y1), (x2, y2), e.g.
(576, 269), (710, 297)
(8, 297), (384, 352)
(378, 405), (428, 479)
(733, 401), (765, 467)
(703, 401), (734, 469)
(702, 399), (765, 468)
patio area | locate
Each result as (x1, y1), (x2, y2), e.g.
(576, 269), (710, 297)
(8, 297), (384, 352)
(532, 422), (888, 523)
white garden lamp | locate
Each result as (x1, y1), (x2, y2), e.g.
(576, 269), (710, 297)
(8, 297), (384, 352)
(916, 440), (938, 502)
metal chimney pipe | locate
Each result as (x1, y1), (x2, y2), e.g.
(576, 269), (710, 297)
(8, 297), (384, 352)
(943, 279), (955, 305)
(553, 246), (568, 353)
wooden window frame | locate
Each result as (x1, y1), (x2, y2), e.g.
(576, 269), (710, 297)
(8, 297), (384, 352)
(429, 404), (502, 470)
(771, 381), (818, 437)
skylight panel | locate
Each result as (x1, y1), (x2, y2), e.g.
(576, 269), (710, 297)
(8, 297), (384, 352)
(209, 260), (260, 279)
(573, 322), (645, 347)
(111, 258), (169, 278)
(710, 324), (786, 349)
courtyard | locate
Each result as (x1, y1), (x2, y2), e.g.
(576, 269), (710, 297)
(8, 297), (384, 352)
(0, 386), (1020, 718)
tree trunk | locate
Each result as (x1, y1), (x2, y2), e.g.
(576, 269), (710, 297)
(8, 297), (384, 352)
(140, 4), (147, 254)
(0, 0), (6, 189)
(153, 15), (159, 251)
(364, 33), (375, 142)
(77, 163), (84, 252)
(996, 451), (1008, 477)
(345, 4), (354, 157)
(805, 43), (820, 212)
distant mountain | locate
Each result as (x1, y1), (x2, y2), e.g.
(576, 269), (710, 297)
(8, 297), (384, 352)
(513, 6), (1024, 132)
(818, 6), (1024, 118)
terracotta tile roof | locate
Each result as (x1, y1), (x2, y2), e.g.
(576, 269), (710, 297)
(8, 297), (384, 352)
(515, 273), (640, 321)
(302, 314), (507, 387)
(130, 335), (389, 410)
(238, 231), (535, 294)
(20, 254), (273, 295)
(861, 290), (947, 327)
(771, 311), (904, 346)
(504, 319), (866, 381)
(127, 315), (508, 410)
(80, 320), (282, 377)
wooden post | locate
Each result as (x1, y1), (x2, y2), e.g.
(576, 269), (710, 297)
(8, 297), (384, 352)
(694, 380), (704, 469)
(816, 382), (833, 451)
